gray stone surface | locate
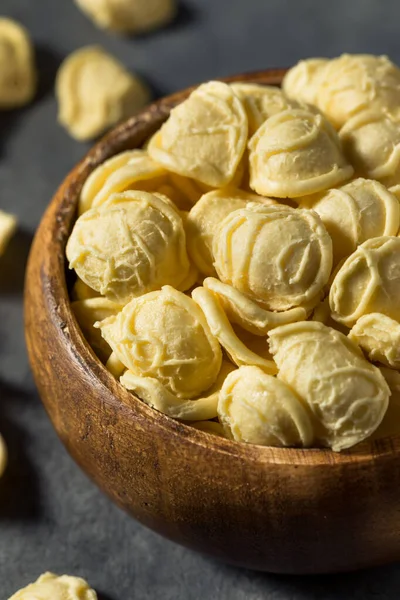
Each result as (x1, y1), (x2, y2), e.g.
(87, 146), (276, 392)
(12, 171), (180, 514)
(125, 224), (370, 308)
(1, 0), (400, 597)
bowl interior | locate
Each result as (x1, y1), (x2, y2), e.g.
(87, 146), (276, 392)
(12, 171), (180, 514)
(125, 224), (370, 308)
(54, 68), (400, 467)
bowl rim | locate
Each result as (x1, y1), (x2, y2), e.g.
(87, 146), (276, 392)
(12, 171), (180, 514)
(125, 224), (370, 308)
(46, 67), (400, 468)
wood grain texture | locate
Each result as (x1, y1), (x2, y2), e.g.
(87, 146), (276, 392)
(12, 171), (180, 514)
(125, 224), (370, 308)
(24, 69), (400, 574)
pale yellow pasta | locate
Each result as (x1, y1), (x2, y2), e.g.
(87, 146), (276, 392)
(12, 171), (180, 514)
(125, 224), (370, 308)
(0, 209), (17, 256)
(311, 297), (350, 335)
(186, 188), (275, 276)
(98, 286), (222, 399)
(0, 17), (36, 109)
(230, 82), (301, 135)
(349, 313), (400, 369)
(218, 365), (314, 447)
(231, 324), (273, 361)
(213, 203), (332, 311)
(192, 286), (277, 373)
(189, 420), (226, 437)
(148, 81), (248, 187)
(56, 46), (150, 141)
(330, 236), (400, 327)
(389, 184), (400, 204)
(121, 360), (235, 421)
(72, 297), (123, 362)
(75, 0), (176, 34)
(71, 278), (100, 301)
(203, 277), (307, 335)
(249, 108), (353, 198)
(106, 351), (126, 377)
(8, 572), (97, 600)
(0, 433), (7, 479)
(167, 173), (204, 205)
(66, 190), (190, 302)
(301, 178), (400, 265)
(339, 111), (400, 180)
(282, 58), (329, 106)
(317, 54), (400, 129)
(269, 321), (390, 451)
(79, 150), (167, 214)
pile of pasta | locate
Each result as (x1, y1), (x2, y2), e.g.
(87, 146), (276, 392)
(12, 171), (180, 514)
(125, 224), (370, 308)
(67, 54), (400, 452)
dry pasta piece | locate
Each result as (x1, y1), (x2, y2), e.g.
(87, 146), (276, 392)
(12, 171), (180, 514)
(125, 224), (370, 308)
(349, 313), (400, 369)
(203, 277), (307, 335)
(186, 188), (276, 277)
(0, 433), (7, 479)
(269, 321), (390, 451)
(230, 82), (301, 135)
(71, 278), (100, 301)
(192, 286), (277, 374)
(56, 46), (150, 140)
(0, 17), (36, 109)
(330, 236), (400, 327)
(339, 111), (400, 180)
(212, 203), (332, 312)
(249, 108), (353, 198)
(75, 0), (176, 34)
(317, 54), (400, 129)
(121, 360), (235, 421)
(8, 572), (97, 600)
(300, 178), (400, 265)
(148, 81), (248, 188)
(282, 58), (328, 106)
(189, 420), (226, 437)
(0, 210), (17, 256)
(98, 286), (222, 399)
(80, 150), (167, 214)
(66, 190), (190, 302)
(218, 365), (314, 447)
(80, 149), (204, 215)
(72, 297), (123, 362)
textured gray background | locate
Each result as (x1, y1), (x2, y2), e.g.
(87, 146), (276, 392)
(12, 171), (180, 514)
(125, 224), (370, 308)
(1, 0), (400, 597)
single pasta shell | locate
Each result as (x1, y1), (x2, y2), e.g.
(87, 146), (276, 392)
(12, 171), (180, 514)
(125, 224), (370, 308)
(218, 365), (314, 447)
(0, 17), (36, 109)
(8, 571), (97, 600)
(75, 0), (177, 34)
(66, 190), (190, 303)
(330, 236), (400, 327)
(98, 286), (222, 399)
(56, 46), (150, 141)
(317, 54), (400, 129)
(282, 58), (329, 106)
(339, 110), (400, 180)
(301, 178), (400, 265)
(349, 313), (400, 369)
(249, 108), (353, 198)
(230, 82), (302, 135)
(148, 81), (248, 188)
(186, 188), (276, 277)
(212, 203), (332, 311)
(269, 320), (390, 451)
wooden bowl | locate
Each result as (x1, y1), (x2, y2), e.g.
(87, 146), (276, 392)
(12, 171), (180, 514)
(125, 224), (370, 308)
(24, 69), (400, 574)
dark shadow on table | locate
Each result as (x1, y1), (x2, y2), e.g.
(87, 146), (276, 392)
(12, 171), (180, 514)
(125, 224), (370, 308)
(0, 44), (61, 158)
(0, 380), (42, 521)
(210, 558), (400, 600)
(0, 228), (33, 295)
(97, 593), (117, 600)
